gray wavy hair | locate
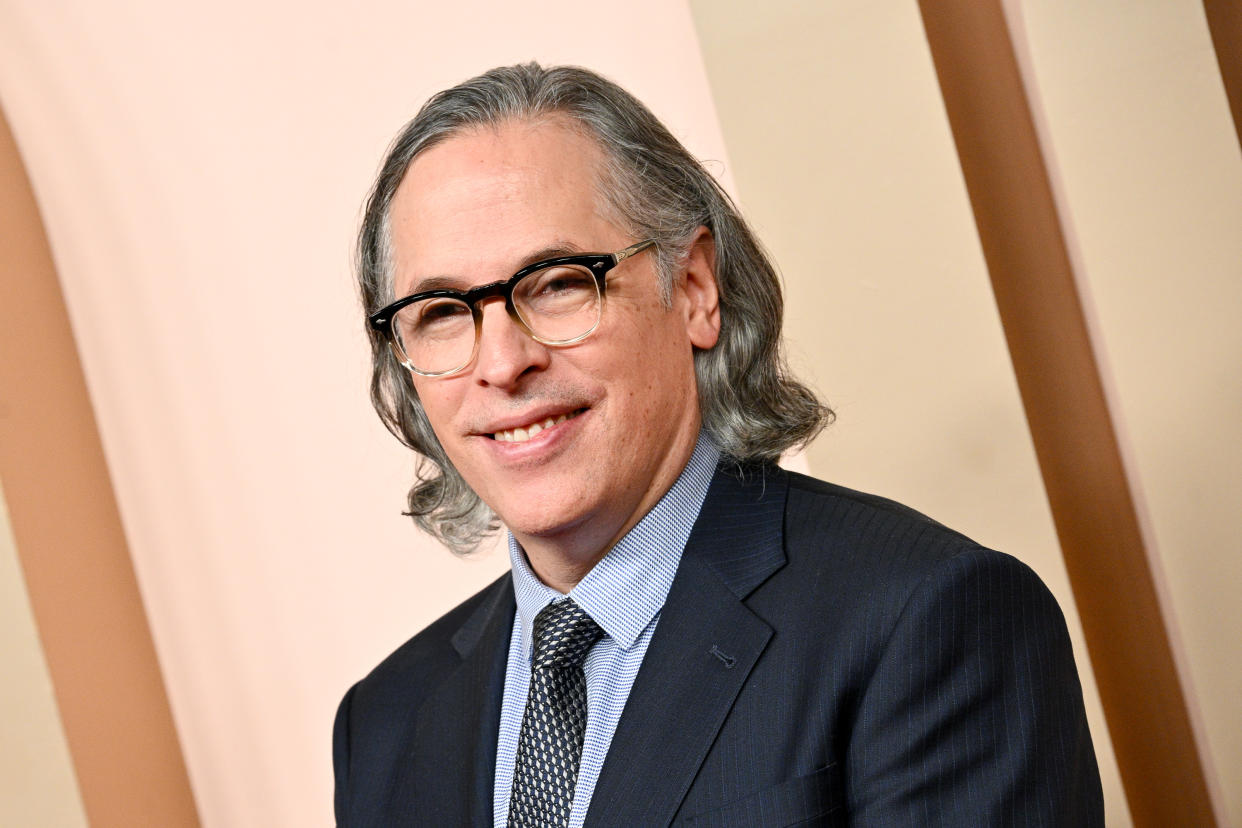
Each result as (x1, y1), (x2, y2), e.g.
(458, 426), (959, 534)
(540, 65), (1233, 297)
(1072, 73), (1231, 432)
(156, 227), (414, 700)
(358, 63), (833, 553)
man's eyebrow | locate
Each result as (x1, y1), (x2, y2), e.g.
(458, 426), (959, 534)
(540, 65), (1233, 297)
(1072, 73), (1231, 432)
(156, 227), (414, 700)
(515, 242), (586, 269)
(405, 242), (588, 296)
(406, 275), (468, 295)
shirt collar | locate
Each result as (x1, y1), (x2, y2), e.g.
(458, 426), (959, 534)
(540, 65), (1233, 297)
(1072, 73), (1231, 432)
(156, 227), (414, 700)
(509, 432), (720, 659)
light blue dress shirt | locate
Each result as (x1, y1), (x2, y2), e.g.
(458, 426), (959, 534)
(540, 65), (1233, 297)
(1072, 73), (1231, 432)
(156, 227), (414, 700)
(493, 434), (720, 828)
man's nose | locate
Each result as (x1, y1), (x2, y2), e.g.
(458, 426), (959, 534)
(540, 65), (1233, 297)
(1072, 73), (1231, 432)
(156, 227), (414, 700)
(471, 299), (550, 387)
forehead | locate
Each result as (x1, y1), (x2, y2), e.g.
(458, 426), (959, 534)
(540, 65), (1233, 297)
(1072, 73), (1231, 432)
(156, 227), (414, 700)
(388, 119), (619, 290)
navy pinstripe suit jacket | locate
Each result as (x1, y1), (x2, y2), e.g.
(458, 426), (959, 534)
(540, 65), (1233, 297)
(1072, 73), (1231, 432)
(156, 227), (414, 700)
(334, 462), (1104, 826)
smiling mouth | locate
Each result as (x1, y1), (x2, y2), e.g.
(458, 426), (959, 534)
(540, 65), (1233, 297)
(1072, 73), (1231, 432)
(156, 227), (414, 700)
(491, 409), (586, 443)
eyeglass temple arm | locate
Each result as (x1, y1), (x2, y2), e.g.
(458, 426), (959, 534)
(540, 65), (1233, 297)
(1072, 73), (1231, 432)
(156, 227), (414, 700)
(613, 239), (656, 263)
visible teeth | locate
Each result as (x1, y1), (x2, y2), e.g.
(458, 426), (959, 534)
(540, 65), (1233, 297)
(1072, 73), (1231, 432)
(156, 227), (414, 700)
(495, 412), (573, 443)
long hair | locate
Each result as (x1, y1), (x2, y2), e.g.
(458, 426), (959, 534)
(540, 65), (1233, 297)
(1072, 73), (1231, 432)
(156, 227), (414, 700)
(357, 63), (833, 553)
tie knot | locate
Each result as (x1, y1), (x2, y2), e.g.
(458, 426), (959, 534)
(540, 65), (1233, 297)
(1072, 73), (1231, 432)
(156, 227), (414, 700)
(531, 598), (603, 670)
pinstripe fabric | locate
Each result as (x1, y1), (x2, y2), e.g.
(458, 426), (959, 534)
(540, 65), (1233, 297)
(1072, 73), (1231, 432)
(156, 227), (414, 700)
(495, 436), (718, 827)
(334, 461), (1103, 826)
(582, 468), (1102, 826)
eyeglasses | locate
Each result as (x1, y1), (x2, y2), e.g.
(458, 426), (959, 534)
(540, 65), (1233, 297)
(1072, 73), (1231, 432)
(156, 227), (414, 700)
(369, 240), (657, 377)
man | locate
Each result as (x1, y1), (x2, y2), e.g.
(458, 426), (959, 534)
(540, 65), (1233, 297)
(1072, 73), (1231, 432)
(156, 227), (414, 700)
(334, 64), (1104, 826)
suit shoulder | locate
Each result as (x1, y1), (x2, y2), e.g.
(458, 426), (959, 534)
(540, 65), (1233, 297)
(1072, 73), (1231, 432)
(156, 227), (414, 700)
(777, 470), (1052, 607)
(350, 572), (511, 706)
(334, 572), (513, 824)
(784, 470), (979, 551)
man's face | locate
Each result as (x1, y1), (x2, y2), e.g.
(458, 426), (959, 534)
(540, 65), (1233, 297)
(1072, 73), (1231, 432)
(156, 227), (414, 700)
(387, 119), (719, 564)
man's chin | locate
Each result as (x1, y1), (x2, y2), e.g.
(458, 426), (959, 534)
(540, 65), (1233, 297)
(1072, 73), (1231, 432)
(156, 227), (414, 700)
(502, 501), (617, 559)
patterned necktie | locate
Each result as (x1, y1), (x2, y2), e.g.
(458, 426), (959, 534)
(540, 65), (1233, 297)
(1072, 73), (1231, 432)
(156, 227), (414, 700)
(507, 598), (604, 828)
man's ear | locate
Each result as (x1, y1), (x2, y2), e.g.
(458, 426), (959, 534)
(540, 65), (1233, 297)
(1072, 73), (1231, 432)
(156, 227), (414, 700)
(680, 226), (721, 349)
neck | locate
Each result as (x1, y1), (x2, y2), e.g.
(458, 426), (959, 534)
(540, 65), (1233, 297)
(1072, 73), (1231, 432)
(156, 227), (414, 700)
(516, 501), (651, 593)
(521, 544), (607, 594)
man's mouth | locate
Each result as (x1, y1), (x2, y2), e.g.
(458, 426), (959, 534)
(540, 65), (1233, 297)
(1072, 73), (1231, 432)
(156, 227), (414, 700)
(491, 409), (586, 443)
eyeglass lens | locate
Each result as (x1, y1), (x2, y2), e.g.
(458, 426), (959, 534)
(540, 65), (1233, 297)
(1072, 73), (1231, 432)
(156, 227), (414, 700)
(392, 263), (602, 375)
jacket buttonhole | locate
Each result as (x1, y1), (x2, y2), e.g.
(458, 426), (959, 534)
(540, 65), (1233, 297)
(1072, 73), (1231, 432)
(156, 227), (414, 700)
(709, 645), (736, 668)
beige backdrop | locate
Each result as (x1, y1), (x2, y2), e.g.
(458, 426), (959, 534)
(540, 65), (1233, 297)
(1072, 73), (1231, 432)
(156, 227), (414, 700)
(2, 1), (1238, 826)
(691, 1), (1239, 825)
(0, 1), (732, 826)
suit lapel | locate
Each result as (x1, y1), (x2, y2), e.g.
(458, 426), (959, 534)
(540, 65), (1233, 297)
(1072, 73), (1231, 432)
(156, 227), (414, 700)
(384, 575), (514, 827)
(585, 464), (789, 827)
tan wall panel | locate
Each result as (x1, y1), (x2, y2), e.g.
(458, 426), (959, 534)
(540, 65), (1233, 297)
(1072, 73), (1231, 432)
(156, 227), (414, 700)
(0, 104), (200, 825)
(0, 481), (87, 828)
(1022, 2), (1242, 822)
(689, 1), (1130, 822)
(1204, 0), (1242, 149)
(917, 1), (1224, 822)
(692, 0), (1242, 824)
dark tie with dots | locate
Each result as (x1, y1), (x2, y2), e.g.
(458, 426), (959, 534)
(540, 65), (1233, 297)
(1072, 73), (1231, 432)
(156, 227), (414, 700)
(507, 598), (604, 828)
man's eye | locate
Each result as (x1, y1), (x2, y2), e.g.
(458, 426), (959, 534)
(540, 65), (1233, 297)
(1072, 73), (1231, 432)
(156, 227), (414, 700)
(421, 301), (469, 321)
(539, 277), (580, 294)
(520, 267), (595, 306)
(403, 299), (471, 336)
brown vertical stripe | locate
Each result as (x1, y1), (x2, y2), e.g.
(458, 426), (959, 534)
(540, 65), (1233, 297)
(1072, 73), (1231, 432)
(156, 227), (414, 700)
(1204, 0), (1242, 151)
(915, 2), (1226, 826)
(0, 108), (200, 825)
